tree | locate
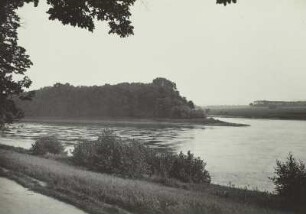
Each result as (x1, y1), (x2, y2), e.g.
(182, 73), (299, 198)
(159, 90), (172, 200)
(0, 1), (33, 128)
(0, 0), (236, 128)
(17, 78), (203, 119)
(187, 101), (195, 109)
(270, 153), (306, 211)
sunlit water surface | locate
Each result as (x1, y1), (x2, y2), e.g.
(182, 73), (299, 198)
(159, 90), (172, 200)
(1, 118), (306, 192)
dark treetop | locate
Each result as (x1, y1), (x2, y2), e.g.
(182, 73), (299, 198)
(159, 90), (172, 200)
(17, 78), (205, 119)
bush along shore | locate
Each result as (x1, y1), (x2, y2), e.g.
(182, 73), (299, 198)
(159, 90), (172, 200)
(0, 131), (303, 214)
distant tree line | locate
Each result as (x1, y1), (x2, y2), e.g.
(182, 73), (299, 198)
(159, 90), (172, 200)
(17, 78), (205, 119)
(250, 100), (306, 108)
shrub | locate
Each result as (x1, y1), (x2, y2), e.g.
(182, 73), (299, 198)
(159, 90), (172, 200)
(73, 129), (151, 178)
(270, 153), (306, 211)
(169, 151), (210, 183)
(73, 129), (211, 183)
(150, 151), (211, 184)
(31, 136), (65, 156)
(148, 151), (176, 178)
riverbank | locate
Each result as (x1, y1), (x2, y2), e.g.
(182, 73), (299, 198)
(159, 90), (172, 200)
(20, 117), (248, 127)
(0, 146), (290, 214)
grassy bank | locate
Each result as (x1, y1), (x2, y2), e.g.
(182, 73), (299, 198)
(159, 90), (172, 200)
(0, 147), (291, 214)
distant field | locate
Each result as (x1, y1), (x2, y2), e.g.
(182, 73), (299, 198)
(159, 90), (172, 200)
(206, 106), (306, 120)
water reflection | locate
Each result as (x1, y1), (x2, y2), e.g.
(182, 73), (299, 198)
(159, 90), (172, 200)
(0, 121), (196, 152)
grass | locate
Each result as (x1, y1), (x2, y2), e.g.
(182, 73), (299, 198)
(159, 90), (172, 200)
(0, 147), (292, 214)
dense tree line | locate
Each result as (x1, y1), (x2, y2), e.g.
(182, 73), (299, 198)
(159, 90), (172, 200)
(17, 78), (205, 119)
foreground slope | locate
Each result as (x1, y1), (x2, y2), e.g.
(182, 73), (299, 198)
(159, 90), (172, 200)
(0, 148), (291, 214)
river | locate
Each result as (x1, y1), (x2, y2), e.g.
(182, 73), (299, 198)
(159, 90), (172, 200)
(1, 117), (306, 192)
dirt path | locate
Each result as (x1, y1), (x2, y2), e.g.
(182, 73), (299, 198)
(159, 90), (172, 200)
(0, 177), (87, 214)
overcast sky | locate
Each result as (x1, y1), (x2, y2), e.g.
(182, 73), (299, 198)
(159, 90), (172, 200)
(17, 0), (306, 105)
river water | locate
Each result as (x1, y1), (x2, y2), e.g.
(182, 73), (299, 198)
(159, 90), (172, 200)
(1, 117), (306, 192)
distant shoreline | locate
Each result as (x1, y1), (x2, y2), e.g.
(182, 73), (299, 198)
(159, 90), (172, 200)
(207, 106), (306, 121)
(210, 114), (306, 121)
(211, 114), (306, 121)
(19, 117), (248, 127)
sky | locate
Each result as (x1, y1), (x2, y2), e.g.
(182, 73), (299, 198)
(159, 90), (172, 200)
(17, 0), (306, 105)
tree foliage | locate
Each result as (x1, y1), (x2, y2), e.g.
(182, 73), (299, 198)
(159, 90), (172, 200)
(270, 153), (306, 212)
(17, 78), (206, 119)
(45, 0), (136, 37)
(217, 0), (237, 6)
(31, 136), (65, 155)
(0, 1), (33, 128)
